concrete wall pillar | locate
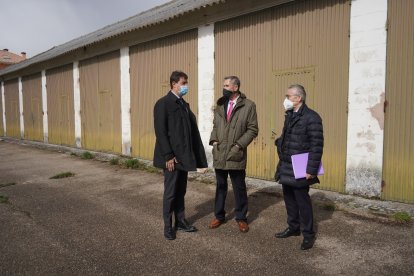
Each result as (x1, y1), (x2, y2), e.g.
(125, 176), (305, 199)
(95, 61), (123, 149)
(1, 81), (5, 135)
(346, 0), (388, 197)
(41, 70), (48, 143)
(120, 47), (132, 156)
(73, 61), (82, 148)
(197, 24), (215, 166)
(18, 77), (24, 139)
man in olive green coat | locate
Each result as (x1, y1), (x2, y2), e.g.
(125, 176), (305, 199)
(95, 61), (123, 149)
(208, 76), (258, 233)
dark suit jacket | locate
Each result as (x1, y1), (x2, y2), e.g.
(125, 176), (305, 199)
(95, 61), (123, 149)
(153, 91), (208, 171)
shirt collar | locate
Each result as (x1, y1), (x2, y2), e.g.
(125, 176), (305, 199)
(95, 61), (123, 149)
(229, 94), (240, 104)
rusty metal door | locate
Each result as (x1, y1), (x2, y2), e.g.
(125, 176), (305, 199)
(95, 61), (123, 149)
(80, 51), (121, 153)
(268, 68), (316, 178)
(4, 80), (20, 138)
(46, 64), (75, 146)
(130, 29), (198, 160)
(22, 74), (43, 142)
(215, 0), (349, 192)
(382, 0), (414, 203)
(31, 97), (42, 141)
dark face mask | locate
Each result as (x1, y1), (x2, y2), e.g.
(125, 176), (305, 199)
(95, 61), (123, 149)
(222, 88), (233, 99)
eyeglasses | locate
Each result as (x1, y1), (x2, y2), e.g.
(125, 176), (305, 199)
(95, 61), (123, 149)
(285, 94), (299, 99)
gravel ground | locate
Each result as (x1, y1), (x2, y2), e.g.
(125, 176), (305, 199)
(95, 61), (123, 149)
(0, 141), (413, 275)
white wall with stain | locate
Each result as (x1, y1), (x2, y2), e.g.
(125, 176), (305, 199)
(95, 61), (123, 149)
(346, 0), (388, 197)
(197, 24), (215, 167)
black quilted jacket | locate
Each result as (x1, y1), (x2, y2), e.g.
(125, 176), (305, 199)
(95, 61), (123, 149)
(274, 104), (324, 187)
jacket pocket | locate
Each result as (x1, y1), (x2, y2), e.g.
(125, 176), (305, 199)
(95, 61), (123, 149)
(212, 143), (219, 161)
(227, 145), (243, 162)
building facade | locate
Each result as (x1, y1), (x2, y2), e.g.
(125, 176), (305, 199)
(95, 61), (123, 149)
(0, 0), (413, 203)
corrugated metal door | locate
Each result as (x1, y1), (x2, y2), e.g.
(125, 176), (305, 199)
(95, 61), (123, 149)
(215, 0), (350, 192)
(4, 80), (20, 138)
(130, 30), (198, 160)
(22, 73), (43, 141)
(79, 51), (121, 153)
(46, 64), (75, 146)
(382, 0), (414, 203)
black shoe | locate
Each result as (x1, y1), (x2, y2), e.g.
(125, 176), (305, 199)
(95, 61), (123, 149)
(301, 236), (316, 250)
(175, 219), (197, 232)
(275, 228), (301, 238)
(164, 227), (176, 240)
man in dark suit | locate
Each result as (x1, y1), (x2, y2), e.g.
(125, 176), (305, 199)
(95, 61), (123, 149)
(274, 84), (324, 250)
(153, 71), (208, 240)
(208, 76), (258, 233)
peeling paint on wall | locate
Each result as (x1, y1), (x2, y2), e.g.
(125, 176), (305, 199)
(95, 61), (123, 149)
(356, 142), (376, 153)
(356, 129), (375, 140)
(368, 92), (385, 130)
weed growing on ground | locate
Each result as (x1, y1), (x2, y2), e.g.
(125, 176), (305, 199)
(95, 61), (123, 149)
(110, 158), (119, 165)
(0, 183), (16, 188)
(322, 202), (336, 211)
(123, 159), (143, 169)
(50, 172), (75, 179)
(0, 195), (9, 204)
(81, 151), (94, 159)
(393, 212), (411, 223)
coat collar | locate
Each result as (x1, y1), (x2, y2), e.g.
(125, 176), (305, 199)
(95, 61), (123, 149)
(217, 92), (246, 106)
(285, 103), (309, 127)
(216, 92), (246, 118)
(166, 90), (188, 106)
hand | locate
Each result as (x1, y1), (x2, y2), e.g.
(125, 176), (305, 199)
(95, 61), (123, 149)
(213, 141), (218, 146)
(197, 168), (208, 174)
(306, 173), (316, 180)
(166, 157), (177, 172)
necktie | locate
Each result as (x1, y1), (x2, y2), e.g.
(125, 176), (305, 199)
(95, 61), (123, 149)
(227, 101), (234, 122)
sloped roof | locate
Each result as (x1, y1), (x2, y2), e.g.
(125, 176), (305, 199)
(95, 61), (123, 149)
(0, 0), (222, 76)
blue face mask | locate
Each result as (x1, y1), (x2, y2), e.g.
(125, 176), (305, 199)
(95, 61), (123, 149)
(179, 85), (189, 96)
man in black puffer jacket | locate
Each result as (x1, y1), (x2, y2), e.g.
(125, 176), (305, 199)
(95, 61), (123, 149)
(274, 84), (324, 250)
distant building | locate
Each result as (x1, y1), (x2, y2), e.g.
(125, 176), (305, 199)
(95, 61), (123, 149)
(0, 49), (26, 69)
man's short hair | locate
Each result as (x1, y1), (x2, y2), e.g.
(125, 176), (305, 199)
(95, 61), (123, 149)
(170, 71), (188, 89)
(288, 84), (307, 103)
(224, 76), (241, 90)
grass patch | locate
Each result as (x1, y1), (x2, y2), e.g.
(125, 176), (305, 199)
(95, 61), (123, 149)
(123, 159), (143, 169)
(144, 166), (161, 174)
(0, 195), (9, 204)
(321, 202), (336, 211)
(110, 158), (119, 165)
(122, 158), (160, 173)
(70, 152), (77, 156)
(81, 151), (94, 159)
(392, 212), (411, 223)
(50, 172), (75, 179)
(0, 182), (16, 188)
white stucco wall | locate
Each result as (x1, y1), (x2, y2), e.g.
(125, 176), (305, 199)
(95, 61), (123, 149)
(197, 24), (215, 167)
(1, 82), (6, 135)
(41, 70), (48, 143)
(18, 77), (24, 138)
(120, 47), (132, 156)
(346, 0), (388, 197)
(73, 61), (82, 148)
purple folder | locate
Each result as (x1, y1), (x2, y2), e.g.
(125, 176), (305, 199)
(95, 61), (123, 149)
(291, 153), (324, 179)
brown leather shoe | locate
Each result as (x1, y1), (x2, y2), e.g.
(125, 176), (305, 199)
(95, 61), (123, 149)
(237, 221), (249, 233)
(209, 218), (224, 229)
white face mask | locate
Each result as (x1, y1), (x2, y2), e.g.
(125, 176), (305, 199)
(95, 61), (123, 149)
(283, 98), (294, 110)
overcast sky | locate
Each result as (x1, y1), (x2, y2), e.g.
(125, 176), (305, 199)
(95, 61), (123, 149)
(0, 0), (171, 58)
